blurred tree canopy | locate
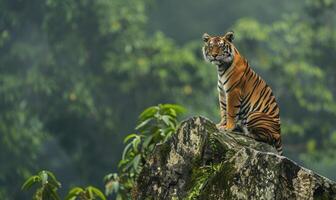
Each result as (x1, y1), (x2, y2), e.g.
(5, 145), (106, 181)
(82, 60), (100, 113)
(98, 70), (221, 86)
(0, 0), (213, 199)
(0, 0), (336, 199)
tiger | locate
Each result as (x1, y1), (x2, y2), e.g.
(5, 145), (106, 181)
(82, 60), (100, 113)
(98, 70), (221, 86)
(202, 31), (282, 155)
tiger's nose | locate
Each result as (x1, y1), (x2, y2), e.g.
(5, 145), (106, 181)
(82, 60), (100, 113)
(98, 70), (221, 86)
(211, 52), (218, 57)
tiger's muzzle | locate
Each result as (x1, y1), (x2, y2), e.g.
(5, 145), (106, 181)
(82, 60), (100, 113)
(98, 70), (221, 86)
(208, 51), (233, 65)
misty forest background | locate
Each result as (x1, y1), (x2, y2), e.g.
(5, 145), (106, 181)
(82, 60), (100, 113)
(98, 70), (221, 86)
(1, 0), (336, 199)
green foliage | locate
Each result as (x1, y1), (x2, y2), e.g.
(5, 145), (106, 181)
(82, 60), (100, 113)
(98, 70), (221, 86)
(21, 170), (61, 200)
(22, 170), (106, 200)
(104, 104), (185, 199)
(65, 186), (106, 200)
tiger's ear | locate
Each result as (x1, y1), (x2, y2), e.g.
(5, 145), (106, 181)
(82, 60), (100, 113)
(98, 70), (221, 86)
(202, 33), (210, 42)
(224, 31), (234, 42)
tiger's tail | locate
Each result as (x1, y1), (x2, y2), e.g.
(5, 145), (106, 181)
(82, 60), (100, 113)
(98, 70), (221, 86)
(275, 138), (283, 155)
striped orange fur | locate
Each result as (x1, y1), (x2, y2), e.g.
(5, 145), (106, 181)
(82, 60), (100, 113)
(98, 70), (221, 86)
(202, 31), (282, 154)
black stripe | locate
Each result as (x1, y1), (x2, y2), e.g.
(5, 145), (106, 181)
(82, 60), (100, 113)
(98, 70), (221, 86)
(223, 72), (235, 85)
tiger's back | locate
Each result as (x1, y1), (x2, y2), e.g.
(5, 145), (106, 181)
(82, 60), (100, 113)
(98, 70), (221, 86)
(202, 31), (282, 154)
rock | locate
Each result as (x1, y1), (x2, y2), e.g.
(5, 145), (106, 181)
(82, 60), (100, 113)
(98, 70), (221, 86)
(134, 116), (336, 200)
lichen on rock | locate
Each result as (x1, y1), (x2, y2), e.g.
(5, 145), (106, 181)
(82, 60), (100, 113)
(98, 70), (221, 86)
(134, 116), (336, 200)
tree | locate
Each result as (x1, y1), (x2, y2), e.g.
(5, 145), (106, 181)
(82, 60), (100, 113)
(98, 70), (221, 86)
(0, 0), (214, 199)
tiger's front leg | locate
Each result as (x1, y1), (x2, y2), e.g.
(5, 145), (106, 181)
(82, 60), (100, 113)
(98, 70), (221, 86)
(216, 89), (227, 130)
(225, 88), (240, 131)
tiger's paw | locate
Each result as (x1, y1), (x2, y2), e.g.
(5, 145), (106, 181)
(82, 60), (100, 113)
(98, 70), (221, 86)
(224, 123), (235, 132)
(216, 123), (226, 131)
(216, 122), (236, 132)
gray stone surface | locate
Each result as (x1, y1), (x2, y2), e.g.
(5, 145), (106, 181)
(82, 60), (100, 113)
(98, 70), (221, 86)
(134, 116), (336, 200)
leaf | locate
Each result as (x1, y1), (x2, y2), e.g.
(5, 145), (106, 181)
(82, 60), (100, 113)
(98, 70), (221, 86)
(123, 133), (138, 143)
(131, 135), (141, 152)
(121, 142), (133, 160)
(105, 177), (120, 195)
(123, 158), (135, 172)
(111, 181), (119, 193)
(118, 159), (128, 168)
(65, 187), (84, 200)
(142, 134), (154, 149)
(169, 108), (177, 117)
(21, 175), (41, 190)
(138, 106), (158, 121)
(103, 173), (118, 182)
(39, 171), (48, 185)
(44, 171), (58, 183)
(87, 186), (106, 200)
(87, 186), (94, 198)
(161, 104), (186, 115)
(43, 171), (61, 189)
(135, 118), (152, 130)
(123, 154), (141, 172)
(132, 154), (141, 172)
(161, 115), (171, 126)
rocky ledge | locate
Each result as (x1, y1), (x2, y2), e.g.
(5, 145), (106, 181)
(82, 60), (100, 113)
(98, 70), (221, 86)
(134, 116), (336, 200)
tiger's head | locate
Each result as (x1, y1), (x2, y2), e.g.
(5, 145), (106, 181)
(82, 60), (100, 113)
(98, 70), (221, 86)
(202, 31), (235, 67)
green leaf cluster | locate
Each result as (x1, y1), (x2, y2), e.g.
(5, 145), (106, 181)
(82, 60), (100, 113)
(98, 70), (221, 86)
(65, 186), (105, 200)
(104, 104), (185, 199)
(21, 171), (61, 200)
(22, 170), (106, 200)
